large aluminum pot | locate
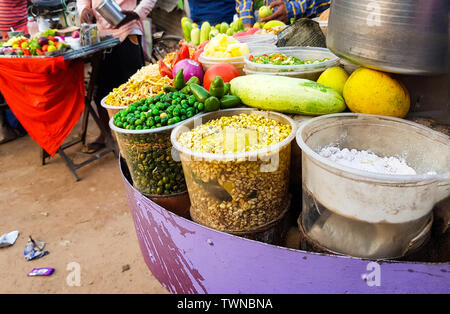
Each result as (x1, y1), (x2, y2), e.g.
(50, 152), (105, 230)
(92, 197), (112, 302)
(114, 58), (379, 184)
(327, 0), (449, 74)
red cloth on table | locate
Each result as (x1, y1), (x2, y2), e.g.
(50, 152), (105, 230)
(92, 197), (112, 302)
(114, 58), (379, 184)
(0, 56), (85, 156)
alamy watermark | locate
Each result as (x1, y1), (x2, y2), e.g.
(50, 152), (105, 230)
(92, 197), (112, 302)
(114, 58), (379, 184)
(66, 262), (81, 287)
(366, 1), (382, 26)
(362, 262), (381, 287)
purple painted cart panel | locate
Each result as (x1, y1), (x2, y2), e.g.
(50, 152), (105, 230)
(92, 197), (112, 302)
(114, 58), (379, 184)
(120, 161), (450, 294)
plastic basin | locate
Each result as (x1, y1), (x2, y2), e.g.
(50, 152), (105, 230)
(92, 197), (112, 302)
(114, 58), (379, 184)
(235, 34), (278, 45)
(244, 46), (340, 77)
(243, 67), (325, 81)
(198, 53), (246, 75)
(101, 96), (127, 120)
(295, 113), (450, 258)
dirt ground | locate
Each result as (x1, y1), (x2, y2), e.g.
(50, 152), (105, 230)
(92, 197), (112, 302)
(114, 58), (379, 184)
(0, 120), (168, 294)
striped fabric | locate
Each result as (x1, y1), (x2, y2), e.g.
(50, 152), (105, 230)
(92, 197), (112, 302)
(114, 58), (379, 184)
(236, 0), (331, 24)
(0, 0), (28, 33)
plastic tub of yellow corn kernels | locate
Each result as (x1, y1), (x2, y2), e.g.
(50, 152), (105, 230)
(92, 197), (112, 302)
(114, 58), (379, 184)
(171, 108), (297, 233)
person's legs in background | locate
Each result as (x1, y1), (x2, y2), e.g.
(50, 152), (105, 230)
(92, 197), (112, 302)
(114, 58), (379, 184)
(0, 92), (27, 144)
(84, 35), (145, 153)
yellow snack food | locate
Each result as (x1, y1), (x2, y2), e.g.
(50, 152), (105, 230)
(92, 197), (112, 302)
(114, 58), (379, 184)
(105, 64), (173, 107)
(203, 34), (249, 58)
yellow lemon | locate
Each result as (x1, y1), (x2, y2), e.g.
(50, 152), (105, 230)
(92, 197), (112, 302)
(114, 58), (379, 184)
(263, 20), (286, 29)
(343, 67), (410, 118)
(317, 66), (349, 96)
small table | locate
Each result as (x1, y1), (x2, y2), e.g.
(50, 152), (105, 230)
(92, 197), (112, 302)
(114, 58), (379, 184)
(39, 39), (121, 181)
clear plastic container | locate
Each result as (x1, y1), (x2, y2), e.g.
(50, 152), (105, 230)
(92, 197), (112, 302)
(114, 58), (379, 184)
(101, 96), (127, 120)
(171, 108), (297, 232)
(110, 117), (187, 197)
(244, 47), (340, 74)
(295, 113), (450, 258)
(27, 17), (39, 38)
(198, 53), (246, 75)
(243, 67), (325, 81)
(248, 43), (277, 54)
(236, 34), (278, 46)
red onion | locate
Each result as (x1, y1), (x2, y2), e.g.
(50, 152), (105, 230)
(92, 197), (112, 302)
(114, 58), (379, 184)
(172, 59), (204, 84)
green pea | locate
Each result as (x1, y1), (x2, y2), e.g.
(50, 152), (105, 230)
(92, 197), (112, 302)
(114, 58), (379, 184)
(181, 115), (187, 121)
(197, 103), (204, 111)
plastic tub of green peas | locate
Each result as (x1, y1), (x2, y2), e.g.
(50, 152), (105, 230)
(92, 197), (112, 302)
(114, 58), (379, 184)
(109, 90), (205, 197)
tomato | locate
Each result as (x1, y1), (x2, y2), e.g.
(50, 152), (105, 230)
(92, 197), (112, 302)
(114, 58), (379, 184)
(203, 63), (240, 91)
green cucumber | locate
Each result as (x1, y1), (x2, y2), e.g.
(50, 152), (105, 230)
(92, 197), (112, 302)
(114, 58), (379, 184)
(200, 22), (211, 44)
(230, 75), (346, 115)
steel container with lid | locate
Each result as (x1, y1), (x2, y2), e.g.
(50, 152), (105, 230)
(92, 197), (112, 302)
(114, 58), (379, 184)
(326, 0), (449, 74)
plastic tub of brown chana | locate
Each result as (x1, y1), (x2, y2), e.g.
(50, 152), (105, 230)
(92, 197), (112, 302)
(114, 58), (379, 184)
(171, 108), (297, 233)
